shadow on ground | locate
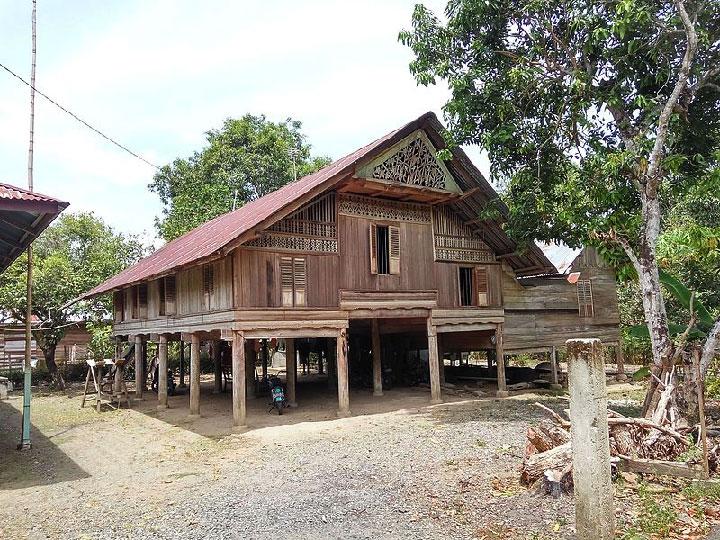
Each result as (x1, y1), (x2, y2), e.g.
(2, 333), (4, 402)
(0, 398), (89, 490)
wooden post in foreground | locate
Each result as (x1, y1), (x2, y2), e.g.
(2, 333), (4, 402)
(336, 328), (351, 417)
(371, 319), (383, 397)
(549, 346), (562, 390)
(158, 334), (168, 409)
(134, 335), (143, 399)
(189, 333), (200, 418)
(286, 338), (297, 407)
(495, 324), (508, 398)
(232, 331), (246, 429)
(567, 338), (615, 540)
(427, 319), (442, 404)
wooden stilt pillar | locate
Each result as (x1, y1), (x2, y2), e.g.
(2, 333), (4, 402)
(336, 328), (351, 417)
(142, 341), (148, 391)
(550, 345), (562, 390)
(615, 342), (627, 381)
(113, 340), (122, 394)
(213, 340), (223, 394)
(262, 340), (268, 380)
(178, 340), (186, 388)
(317, 338), (324, 374)
(134, 335), (144, 399)
(495, 324), (508, 398)
(371, 319), (383, 397)
(232, 331), (246, 429)
(245, 340), (256, 398)
(286, 339), (296, 407)
(427, 319), (442, 404)
(189, 333), (200, 418)
(158, 334), (168, 409)
(438, 334), (446, 386)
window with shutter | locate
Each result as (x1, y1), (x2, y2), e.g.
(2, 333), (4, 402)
(577, 279), (594, 317)
(280, 256), (307, 307)
(138, 283), (148, 318)
(459, 267), (474, 306)
(389, 226), (400, 275)
(203, 265), (214, 310)
(131, 285), (139, 319)
(165, 275), (176, 315)
(158, 278), (166, 316)
(369, 223), (378, 274)
(113, 291), (123, 321)
(475, 266), (489, 307)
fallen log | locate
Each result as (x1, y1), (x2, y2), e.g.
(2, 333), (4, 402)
(521, 442), (572, 485)
(607, 417), (690, 446)
(537, 465), (573, 498)
(616, 454), (707, 480)
(533, 402), (570, 428)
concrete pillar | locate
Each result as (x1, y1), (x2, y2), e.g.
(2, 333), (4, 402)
(158, 334), (168, 409)
(245, 340), (256, 398)
(134, 335), (144, 399)
(232, 331), (246, 429)
(336, 328), (351, 417)
(371, 319), (383, 397)
(189, 333), (200, 418)
(615, 342), (627, 381)
(495, 324), (508, 398)
(286, 338), (297, 407)
(567, 338), (615, 540)
(213, 340), (223, 394)
(178, 340), (186, 388)
(427, 319), (442, 404)
(550, 346), (562, 390)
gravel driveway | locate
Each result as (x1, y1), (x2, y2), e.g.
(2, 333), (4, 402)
(1, 388), (576, 539)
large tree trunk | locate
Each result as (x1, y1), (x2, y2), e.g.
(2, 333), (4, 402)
(38, 343), (65, 390)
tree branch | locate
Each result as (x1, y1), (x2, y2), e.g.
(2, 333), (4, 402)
(646, 0), (699, 194)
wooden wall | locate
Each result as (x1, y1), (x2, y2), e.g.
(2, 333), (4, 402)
(234, 248), (339, 308)
(502, 251), (621, 353)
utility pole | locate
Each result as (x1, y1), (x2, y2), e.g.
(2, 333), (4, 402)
(20, 0), (37, 451)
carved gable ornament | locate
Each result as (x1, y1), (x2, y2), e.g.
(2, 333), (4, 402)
(356, 131), (461, 193)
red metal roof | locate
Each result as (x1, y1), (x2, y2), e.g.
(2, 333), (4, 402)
(0, 183), (66, 204)
(79, 115), (414, 298)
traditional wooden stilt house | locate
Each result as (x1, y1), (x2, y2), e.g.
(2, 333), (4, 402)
(78, 112), (621, 427)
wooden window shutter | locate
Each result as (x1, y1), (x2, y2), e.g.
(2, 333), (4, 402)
(369, 223), (378, 274)
(113, 291), (123, 321)
(578, 279), (594, 317)
(165, 275), (176, 315)
(280, 257), (294, 307)
(293, 257), (307, 307)
(131, 285), (139, 319)
(203, 265), (214, 310)
(475, 266), (489, 307)
(158, 278), (166, 316)
(138, 283), (148, 318)
(389, 225), (400, 275)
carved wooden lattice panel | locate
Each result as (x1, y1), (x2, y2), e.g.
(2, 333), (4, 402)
(338, 194), (431, 223)
(433, 206), (495, 263)
(246, 193), (338, 253)
(372, 135), (446, 189)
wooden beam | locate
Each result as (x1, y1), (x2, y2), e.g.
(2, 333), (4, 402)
(158, 334), (168, 408)
(336, 327), (351, 417)
(427, 318), (442, 404)
(189, 333), (200, 418)
(232, 331), (246, 428)
(495, 324), (508, 397)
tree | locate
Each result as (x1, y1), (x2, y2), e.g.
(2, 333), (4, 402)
(401, 1), (720, 415)
(0, 212), (145, 388)
(149, 114), (331, 241)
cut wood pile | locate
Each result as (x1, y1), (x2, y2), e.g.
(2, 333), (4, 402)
(521, 402), (718, 497)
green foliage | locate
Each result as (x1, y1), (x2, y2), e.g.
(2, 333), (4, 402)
(86, 320), (114, 362)
(149, 114), (331, 242)
(400, 0), (720, 257)
(0, 213), (145, 380)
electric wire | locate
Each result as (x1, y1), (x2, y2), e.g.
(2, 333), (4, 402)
(0, 60), (160, 170)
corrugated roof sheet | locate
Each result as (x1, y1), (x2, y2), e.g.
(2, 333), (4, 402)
(80, 117), (410, 298)
(0, 183), (67, 204)
(537, 241), (582, 274)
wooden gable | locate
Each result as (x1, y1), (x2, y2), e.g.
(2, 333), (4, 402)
(432, 205), (495, 263)
(355, 131), (461, 194)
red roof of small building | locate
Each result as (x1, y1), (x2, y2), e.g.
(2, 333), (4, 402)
(0, 183), (67, 204)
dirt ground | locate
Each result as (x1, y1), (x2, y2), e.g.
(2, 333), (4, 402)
(0, 376), (718, 539)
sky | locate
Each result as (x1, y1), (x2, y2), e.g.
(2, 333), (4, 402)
(0, 0), (488, 246)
